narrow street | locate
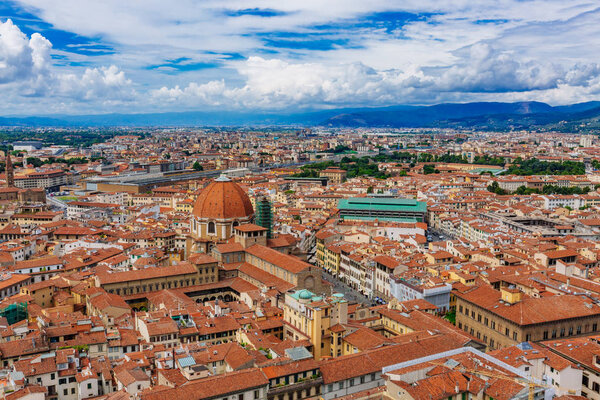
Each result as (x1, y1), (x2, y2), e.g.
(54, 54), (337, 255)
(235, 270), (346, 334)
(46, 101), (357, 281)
(321, 269), (377, 306)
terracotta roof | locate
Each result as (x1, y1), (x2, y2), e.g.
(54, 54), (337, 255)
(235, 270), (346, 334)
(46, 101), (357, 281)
(261, 358), (319, 379)
(192, 178), (254, 220)
(320, 334), (465, 383)
(245, 244), (311, 274)
(141, 368), (268, 400)
(456, 285), (600, 326)
(95, 264), (197, 285)
(343, 327), (391, 351)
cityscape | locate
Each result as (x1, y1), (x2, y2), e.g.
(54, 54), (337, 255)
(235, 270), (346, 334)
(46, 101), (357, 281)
(2, 2), (600, 400)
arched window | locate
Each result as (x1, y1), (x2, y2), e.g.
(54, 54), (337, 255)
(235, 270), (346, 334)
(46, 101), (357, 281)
(233, 220), (239, 228)
(208, 221), (216, 234)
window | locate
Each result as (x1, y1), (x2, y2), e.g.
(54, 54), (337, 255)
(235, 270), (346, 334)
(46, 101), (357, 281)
(327, 385), (333, 393)
(491, 321), (495, 330)
(71, 388), (75, 394)
(578, 325), (582, 335)
(88, 383), (92, 390)
(569, 327), (573, 336)
(505, 328), (510, 336)
(560, 328), (565, 337)
(552, 330), (557, 338)
(51, 373), (55, 380)
(350, 378), (355, 387)
(484, 317), (489, 326)
(339, 382), (344, 390)
(208, 222), (216, 234)
(59, 378), (67, 385)
(583, 375), (589, 387)
(594, 323), (598, 332)
(525, 334), (531, 342)
(64, 389), (68, 396)
(543, 331), (548, 340)
(513, 332), (517, 340)
(370, 373), (376, 381)
(254, 390), (260, 399)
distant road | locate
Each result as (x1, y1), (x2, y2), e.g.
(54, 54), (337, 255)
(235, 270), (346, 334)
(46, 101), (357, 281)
(47, 195), (68, 210)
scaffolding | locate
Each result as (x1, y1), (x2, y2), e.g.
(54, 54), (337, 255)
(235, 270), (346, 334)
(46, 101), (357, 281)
(0, 302), (28, 325)
(255, 197), (273, 239)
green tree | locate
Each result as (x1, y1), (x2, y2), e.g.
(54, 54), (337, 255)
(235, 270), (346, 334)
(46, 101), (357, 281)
(192, 161), (203, 171)
(423, 164), (436, 174)
(487, 181), (507, 195)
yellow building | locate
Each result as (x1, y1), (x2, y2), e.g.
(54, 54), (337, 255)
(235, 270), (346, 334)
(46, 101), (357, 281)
(283, 290), (348, 360)
(315, 229), (341, 271)
(324, 243), (342, 275)
(319, 168), (347, 184)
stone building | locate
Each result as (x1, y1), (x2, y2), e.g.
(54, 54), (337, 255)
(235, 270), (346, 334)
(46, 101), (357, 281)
(455, 284), (600, 350)
(190, 175), (254, 244)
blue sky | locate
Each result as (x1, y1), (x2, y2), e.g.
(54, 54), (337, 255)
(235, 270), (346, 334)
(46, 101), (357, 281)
(1, 0), (600, 114)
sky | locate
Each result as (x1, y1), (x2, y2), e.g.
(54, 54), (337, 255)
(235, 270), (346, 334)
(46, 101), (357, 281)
(1, 0), (600, 115)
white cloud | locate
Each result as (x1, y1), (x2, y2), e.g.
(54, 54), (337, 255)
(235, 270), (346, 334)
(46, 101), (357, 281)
(58, 65), (135, 101)
(152, 53), (600, 109)
(5, 1), (600, 113)
(0, 19), (135, 110)
(0, 19), (51, 84)
(152, 57), (433, 108)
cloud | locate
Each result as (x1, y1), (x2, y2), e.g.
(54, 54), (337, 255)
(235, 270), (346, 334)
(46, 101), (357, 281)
(152, 57), (432, 108)
(152, 53), (600, 109)
(57, 65), (135, 101)
(0, 19), (135, 106)
(0, 18), (51, 84)
(5, 1), (600, 113)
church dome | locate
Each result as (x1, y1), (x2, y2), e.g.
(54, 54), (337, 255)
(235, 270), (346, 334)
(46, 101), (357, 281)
(192, 175), (254, 220)
(298, 289), (313, 300)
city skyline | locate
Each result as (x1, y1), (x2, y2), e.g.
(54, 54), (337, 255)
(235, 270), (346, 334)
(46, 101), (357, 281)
(2, 1), (600, 115)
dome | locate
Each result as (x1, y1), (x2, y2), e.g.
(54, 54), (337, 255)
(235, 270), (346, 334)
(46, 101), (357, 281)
(192, 175), (254, 220)
(298, 289), (313, 300)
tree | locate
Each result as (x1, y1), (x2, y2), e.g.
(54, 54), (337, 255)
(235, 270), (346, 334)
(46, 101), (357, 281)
(26, 157), (43, 168)
(423, 164), (436, 175)
(487, 181), (507, 195)
(192, 161), (203, 171)
(367, 186), (374, 194)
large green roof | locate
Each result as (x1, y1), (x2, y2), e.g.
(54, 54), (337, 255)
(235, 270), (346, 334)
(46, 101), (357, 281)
(338, 197), (427, 213)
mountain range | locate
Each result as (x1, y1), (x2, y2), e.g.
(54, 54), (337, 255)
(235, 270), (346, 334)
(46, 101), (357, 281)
(2, 101), (600, 130)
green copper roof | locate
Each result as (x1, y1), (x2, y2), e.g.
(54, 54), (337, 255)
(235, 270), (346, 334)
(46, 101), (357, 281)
(338, 197), (427, 213)
(340, 216), (420, 222)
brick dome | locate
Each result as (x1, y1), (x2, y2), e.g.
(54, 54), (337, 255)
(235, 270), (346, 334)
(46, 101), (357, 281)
(192, 175), (254, 220)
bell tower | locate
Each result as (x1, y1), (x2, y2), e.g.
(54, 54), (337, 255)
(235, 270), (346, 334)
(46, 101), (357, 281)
(5, 153), (14, 188)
